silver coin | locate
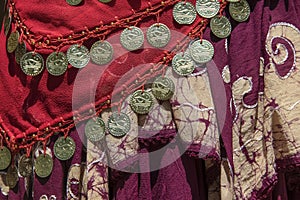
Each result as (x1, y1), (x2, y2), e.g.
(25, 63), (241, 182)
(85, 117), (106, 142)
(66, 0), (82, 6)
(18, 155), (33, 177)
(196, 0), (220, 18)
(7, 31), (19, 53)
(120, 26), (144, 51)
(172, 52), (196, 76)
(20, 52), (45, 76)
(229, 0), (251, 22)
(173, 2), (197, 25)
(189, 39), (214, 64)
(152, 76), (175, 100)
(210, 16), (232, 38)
(130, 90), (154, 114)
(90, 40), (114, 65)
(46, 52), (68, 76)
(146, 23), (171, 48)
(67, 44), (90, 68)
(15, 41), (27, 64)
(108, 112), (131, 137)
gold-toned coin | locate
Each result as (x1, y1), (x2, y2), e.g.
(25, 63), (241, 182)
(18, 155), (33, 177)
(54, 137), (76, 161)
(85, 117), (106, 142)
(152, 76), (175, 100)
(15, 41), (27, 64)
(130, 90), (154, 114)
(0, 146), (11, 170)
(20, 52), (44, 76)
(210, 16), (232, 38)
(229, 0), (251, 22)
(7, 31), (19, 53)
(6, 166), (18, 189)
(35, 154), (53, 178)
(66, 0), (82, 6)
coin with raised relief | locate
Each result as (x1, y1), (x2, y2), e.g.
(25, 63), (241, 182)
(6, 166), (18, 189)
(54, 137), (76, 161)
(0, 146), (11, 170)
(15, 41), (26, 64)
(146, 23), (171, 48)
(18, 155), (33, 177)
(196, 0), (220, 18)
(229, 0), (251, 22)
(152, 76), (175, 100)
(99, 0), (112, 3)
(130, 90), (154, 114)
(210, 16), (232, 38)
(66, 0), (82, 6)
(85, 117), (106, 142)
(35, 154), (53, 178)
(7, 31), (19, 53)
(108, 112), (131, 137)
(67, 44), (90, 68)
(120, 26), (144, 51)
(172, 52), (196, 76)
(20, 52), (44, 76)
(189, 39), (214, 64)
(173, 2), (197, 25)
(4, 10), (11, 36)
(46, 52), (68, 76)
(90, 40), (114, 65)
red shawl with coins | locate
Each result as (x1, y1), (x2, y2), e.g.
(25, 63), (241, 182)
(1, 0), (300, 200)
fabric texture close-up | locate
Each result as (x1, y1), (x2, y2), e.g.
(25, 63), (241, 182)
(0, 0), (300, 199)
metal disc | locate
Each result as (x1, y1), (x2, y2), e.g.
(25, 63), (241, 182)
(152, 76), (175, 100)
(99, 0), (112, 3)
(20, 52), (45, 76)
(0, 146), (11, 170)
(66, 0), (82, 6)
(172, 52), (196, 76)
(34, 154), (53, 178)
(90, 40), (114, 65)
(229, 0), (251, 22)
(7, 31), (19, 53)
(210, 16), (232, 38)
(189, 39), (214, 64)
(129, 90), (154, 114)
(4, 10), (11, 36)
(146, 23), (171, 48)
(46, 52), (68, 76)
(85, 117), (106, 142)
(107, 112), (131, 137)
(67, 44), (90, 68)
(54, 137), (76, 161)
(18, 155), (33, 177)
(6, 166), (18, 189)
(196, 0), (220, 18)
(15, 41), (26, 64)
(120, 26), (144, 51)
(173, 2), (197, 25)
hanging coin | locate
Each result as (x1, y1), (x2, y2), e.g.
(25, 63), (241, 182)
(0, 146), (11, 170)
(54, 137), (76, 161)
(6, 166), (19, 189)
(152, 76), (175, 100)
(189, 39), (214, 64)
(229, 0), (251, 22)
(120, 26), (144, 51)
(20, 52), (44, 76)
(173, 2), (197, 25)
(4, 10), (11, 36)
(146, 23), (171, 48)
(210, 16), (232, 38)
(107, 112), (131, 137)
(46, 52), (68, 76)
(7, 31), (19, 53)
(130, 90), (154, 114)
(15, 41), (26, 64)
(85, 117), (106, 142)
(196, 0), (220, 18)
(35, 154), (53, 178)
(99, 0), (112, 3)
(66, 0), (82, 6)
(172, 52), (196, 76)
(90, 40), (114, 65)
(67, 44), (90, 68)
(18, 155), (33, 177)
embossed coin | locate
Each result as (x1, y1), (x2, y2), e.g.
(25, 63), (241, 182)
(108, 112), (131, 137)
(20, 52), (44, 76)
(18, 155), (33, 177)
(229, 0), (251, 22)
(67, 44), (90, 68)
(189, 39), (214, 64)
(196, 0), (220, 18)
(90, 40), (114, 65)
(54, 137), (76, 161)
(15, 41), (26, 64)
(210, 16), (232, 38)
(130, 90), (154, 114)
(146, 23), (171, 48)
(4, 12), (11, 36)
(7, 31), (19, 53)
(172, 52), (196, 76)
(6, 166), (18, 189)
(66, 0), (82, 6)
(173, 2), (197, 25)
(99, 0), (112, 3)
(152, 76), (175, 100)
(85, 117), (106, 142)
(46, 52), (68, 76)
(0, 147), (11, 170)
(35, 154), (53, 178)
(120, 26), (144, 51)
